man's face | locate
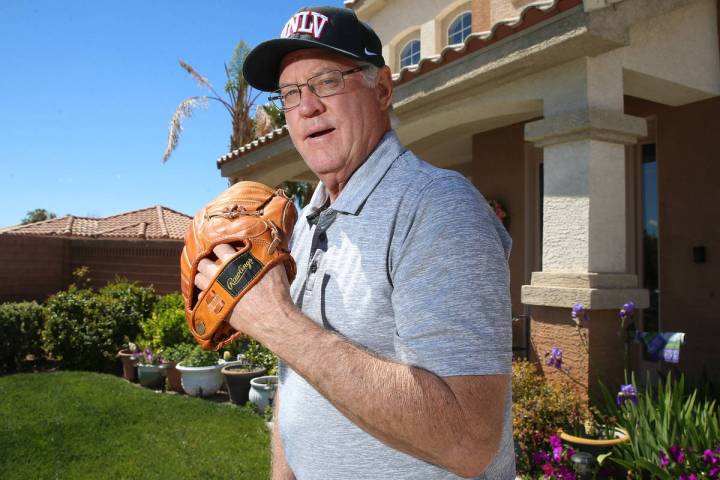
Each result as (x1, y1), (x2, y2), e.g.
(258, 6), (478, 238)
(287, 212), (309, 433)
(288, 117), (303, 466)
(278, 49), (390, 186)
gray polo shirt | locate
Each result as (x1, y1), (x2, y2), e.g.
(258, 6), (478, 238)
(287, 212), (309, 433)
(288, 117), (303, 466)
(279, 131), (515, 479)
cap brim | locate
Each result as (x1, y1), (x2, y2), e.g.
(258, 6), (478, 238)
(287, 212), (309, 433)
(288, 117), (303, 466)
(243, 38), (363, 92)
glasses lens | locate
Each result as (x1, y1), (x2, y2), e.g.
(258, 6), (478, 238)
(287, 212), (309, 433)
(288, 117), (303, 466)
(275, 86), (301, 111)
(269, 93), (284, 111)
(309, 71), (344, 98)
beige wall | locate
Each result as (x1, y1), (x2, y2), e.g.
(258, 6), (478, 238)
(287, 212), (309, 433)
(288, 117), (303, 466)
(625, 95), (720, 382)
(364, 0), (553, 72)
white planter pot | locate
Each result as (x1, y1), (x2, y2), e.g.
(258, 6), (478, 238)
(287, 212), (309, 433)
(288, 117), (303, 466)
(176, 362), (224, 397)
(249, 375), (278, 412)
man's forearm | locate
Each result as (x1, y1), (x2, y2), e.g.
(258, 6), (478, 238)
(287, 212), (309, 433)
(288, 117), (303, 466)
(253, 304), (506, 478)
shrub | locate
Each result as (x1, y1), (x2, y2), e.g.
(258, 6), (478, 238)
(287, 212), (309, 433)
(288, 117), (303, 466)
(0, 301), (46, 373)
(181, 345), (220, 367)
(42, 279), (156, 372)
(161, 343), (195, 364)
(601, 372), (720, 478)
(98, 278), (157, 338)
(242, 339), (278, 375)
(138, 293), (193, 350)
(512, 360), (586, 476)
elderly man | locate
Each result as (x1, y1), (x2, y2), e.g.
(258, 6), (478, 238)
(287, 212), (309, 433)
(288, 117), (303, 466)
(195, 6), (515, 479)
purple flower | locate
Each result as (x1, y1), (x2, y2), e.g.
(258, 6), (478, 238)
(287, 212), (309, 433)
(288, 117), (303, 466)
(669, 445), (685, 464)
(616, 383), (639, 405)
(571, 303), (588, 322)
(143, 347), (154, 364)
(619, 301), (636, 318)
(552, 445), (563, 463)
(659, 450), (670, 468)
(549, 434), (562, 449)
(679, 475), (697, 480)
(705, 449), (719, 465)
(533, 451), (550, 465)
(556, 465), (576, 480)
(709, 466), (720, 480)
(542, 462), (554, 477)
(546, 347), (563, 369)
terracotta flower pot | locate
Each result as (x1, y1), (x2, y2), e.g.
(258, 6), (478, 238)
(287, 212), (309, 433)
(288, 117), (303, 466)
(117, 349), (138, 382)
(165, 362), (184, 394)
(222, 364), (266, 405)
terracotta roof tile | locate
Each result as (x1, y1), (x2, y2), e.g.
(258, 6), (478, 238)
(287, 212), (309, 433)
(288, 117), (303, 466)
(0, 206), (192, 240)
(216, 0), (581, 166)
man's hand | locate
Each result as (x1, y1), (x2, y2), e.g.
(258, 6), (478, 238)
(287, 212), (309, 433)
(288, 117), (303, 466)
(193, 243), (296, 339)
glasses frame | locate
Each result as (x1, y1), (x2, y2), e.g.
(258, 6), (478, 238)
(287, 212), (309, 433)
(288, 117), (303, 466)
(269, 65), (368, 112)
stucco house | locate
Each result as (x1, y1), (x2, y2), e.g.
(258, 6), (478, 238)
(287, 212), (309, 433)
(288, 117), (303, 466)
(0, 206), (191, 300)
(216, 0), (720, 396)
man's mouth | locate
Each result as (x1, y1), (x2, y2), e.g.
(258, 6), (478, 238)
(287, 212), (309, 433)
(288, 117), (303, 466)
(307, 128), (335, 139)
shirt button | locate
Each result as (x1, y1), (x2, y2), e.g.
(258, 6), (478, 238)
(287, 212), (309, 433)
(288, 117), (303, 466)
(309, 262), (318, 273)
(318, 232), (327, 242)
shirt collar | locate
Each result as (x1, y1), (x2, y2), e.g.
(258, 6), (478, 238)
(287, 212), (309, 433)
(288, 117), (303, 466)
(312, 130), (404, 217)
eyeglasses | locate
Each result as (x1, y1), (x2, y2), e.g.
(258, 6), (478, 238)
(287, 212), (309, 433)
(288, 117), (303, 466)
(269, 66), (367, 112)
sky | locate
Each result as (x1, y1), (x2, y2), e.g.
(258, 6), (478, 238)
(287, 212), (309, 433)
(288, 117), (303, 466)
(0, 0), (343, 227)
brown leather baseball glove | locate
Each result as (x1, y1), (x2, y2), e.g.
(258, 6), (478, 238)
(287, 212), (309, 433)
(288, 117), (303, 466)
(180, 181), (297, 351)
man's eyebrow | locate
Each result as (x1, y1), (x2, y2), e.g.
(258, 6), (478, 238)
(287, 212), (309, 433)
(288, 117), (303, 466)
(278, 66), (342, 88)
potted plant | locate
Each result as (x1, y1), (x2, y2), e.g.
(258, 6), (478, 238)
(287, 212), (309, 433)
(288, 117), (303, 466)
(135, 347), (168, 390)
(160, 343), (194, 394)
(221, 354), (266, 405)
(117, 341), (140, 382)
(559, 410), (630, 459)
(175, 345), (224, 397)
(249, 375), (278, 413)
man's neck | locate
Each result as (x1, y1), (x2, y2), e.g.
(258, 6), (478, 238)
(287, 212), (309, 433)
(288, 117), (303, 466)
(318, 127), (391, 202)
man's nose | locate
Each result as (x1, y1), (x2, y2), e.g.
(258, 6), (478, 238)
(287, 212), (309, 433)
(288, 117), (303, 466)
(297, 87), (325, 118)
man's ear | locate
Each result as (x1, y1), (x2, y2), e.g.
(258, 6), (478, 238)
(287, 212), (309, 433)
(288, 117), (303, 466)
(375, 66), (393, 110)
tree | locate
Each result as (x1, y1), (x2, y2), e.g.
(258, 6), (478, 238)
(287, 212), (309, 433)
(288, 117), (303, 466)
(21, 208), (56, 225)
(163, 41), (284, 162)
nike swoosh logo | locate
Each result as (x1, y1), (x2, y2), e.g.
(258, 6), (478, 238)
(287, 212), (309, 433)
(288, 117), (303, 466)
(364, 48), (378, 56)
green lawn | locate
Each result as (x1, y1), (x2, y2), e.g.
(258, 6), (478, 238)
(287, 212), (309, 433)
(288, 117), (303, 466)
(0, 371), (270, 479)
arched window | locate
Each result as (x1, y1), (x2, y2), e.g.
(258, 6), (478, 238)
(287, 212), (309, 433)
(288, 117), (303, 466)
(399, 39), (421, 68)
(447, 11), (472, 45)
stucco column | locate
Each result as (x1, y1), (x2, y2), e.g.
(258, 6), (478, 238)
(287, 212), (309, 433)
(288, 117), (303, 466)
(521, 56), (649, 399)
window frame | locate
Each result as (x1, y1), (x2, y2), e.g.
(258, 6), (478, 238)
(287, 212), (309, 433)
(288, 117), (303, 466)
(447, 10), (472, 46)
(399, 38), (421, 68)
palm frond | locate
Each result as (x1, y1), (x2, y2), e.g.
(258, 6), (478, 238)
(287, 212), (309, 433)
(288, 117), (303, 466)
(162, 96), (208, 162)
(179, 60), (213, 90)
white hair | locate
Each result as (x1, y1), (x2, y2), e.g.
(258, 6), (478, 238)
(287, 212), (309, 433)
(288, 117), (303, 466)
(354, 60), (380, 87)
(354, 60), (399, 129)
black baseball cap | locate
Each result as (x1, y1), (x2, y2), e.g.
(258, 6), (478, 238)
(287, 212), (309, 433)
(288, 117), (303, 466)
(243, 6), (385, 92)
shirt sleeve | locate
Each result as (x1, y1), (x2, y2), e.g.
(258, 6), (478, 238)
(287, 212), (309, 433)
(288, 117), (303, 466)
(390, 174), (513, 377)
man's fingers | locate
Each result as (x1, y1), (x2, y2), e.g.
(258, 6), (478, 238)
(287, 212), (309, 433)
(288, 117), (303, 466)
(197, 258), (217, 277)
(194, 272), (210, 291)
(195, 257), (219, 292)
(213, 243), (237, 260)
(194, 245), (237, 292)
